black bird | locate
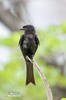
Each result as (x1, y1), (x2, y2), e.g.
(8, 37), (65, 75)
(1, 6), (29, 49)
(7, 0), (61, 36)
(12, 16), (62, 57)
(19, 25), (39, 85)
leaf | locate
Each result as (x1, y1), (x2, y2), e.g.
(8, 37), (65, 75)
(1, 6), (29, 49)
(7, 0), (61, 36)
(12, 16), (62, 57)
(61, 98), (66, 100)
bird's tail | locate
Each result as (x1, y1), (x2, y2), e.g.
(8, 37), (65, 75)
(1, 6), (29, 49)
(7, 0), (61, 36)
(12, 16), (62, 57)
(26, 61), (35, 85)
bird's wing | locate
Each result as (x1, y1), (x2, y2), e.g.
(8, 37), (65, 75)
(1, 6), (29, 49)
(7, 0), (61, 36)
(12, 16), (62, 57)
(35, 35), (40, 46)
(31, 35), (39, 55)
(19, 34), (25, 46)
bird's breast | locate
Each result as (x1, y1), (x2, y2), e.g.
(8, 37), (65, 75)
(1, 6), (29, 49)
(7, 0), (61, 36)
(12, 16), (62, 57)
(23, 34), (35, 49)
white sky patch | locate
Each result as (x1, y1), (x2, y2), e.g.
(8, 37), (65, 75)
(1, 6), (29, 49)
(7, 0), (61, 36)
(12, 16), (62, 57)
(0, 46), (11, 71)
(0, 22), (11, 38)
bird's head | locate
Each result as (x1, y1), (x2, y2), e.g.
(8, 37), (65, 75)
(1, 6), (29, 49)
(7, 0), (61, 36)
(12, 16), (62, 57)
(20, 25), (35, 34)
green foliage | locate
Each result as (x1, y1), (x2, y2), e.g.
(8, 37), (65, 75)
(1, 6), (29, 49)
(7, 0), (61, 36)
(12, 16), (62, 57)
(61, 21), (66, 33)
(0, 32), (22, 46)
(0, 21), (66, 100)
(61, 98), (66, 100)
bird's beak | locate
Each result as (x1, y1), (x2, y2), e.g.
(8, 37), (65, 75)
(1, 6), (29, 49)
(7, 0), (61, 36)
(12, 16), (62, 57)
(19, 28), (25, 30)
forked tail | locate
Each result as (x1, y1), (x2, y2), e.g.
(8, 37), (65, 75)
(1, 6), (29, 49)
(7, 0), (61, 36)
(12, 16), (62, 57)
(26, 61), (35, 85)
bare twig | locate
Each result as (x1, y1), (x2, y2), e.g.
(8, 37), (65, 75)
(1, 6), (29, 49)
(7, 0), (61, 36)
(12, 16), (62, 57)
(26, 56), (53, 100)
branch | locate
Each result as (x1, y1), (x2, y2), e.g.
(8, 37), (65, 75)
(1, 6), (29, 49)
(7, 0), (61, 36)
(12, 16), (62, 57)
(26, 56), (53, 100)
(0, 3), (21, 31)
(0, 1), (28, 31)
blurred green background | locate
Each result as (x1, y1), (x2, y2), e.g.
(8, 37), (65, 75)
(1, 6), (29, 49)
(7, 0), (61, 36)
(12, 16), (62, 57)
(0, 0), (66, 100)
(0, 22), (66, 100)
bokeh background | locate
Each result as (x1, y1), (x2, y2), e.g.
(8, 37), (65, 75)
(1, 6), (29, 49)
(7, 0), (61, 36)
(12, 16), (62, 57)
(0, 0), (66, 100)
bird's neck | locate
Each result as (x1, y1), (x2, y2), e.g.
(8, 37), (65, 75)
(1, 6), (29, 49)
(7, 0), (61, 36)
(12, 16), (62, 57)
(25, 31), (35, 35)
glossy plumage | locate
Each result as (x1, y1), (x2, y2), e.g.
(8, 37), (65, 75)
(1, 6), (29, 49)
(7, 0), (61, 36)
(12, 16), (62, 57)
(19, 25), (39, 85)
